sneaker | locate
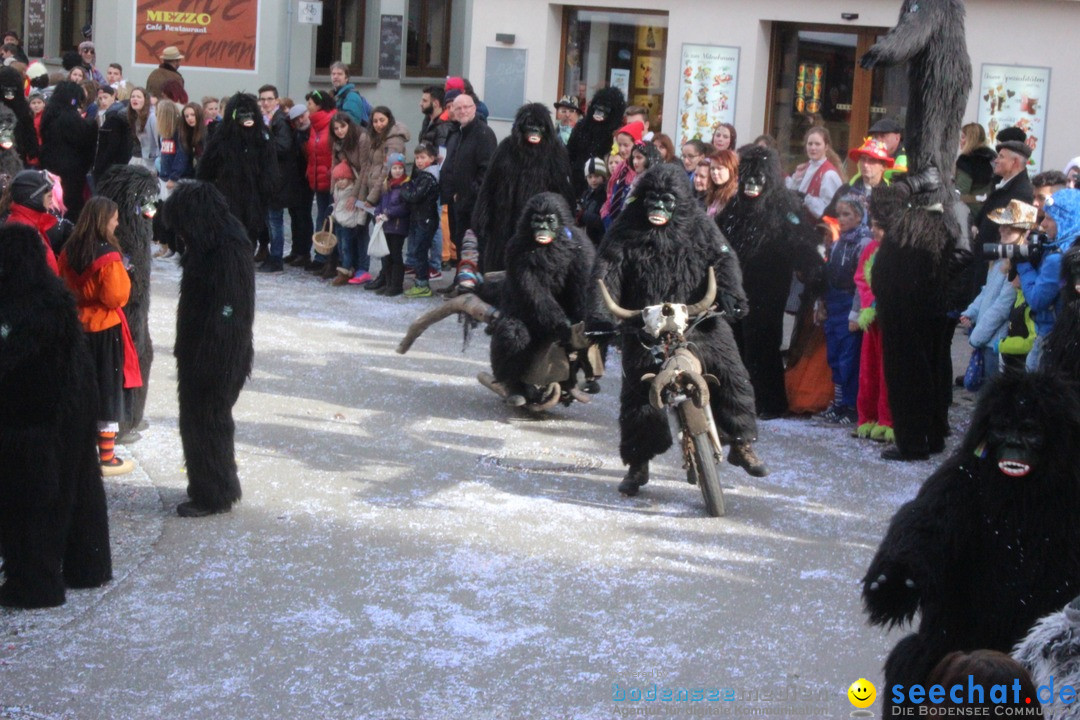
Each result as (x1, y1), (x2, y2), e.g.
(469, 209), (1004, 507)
(816, 403), (843, 423)
(348, 271), (373, 285)
(835, 407), (858, 426)
(404, 285), (432, 298)
(101, 456), (134, 477)
(428, 269), (443, 280)
(404, 267), (416, 277)
(257, 259), (284, 273)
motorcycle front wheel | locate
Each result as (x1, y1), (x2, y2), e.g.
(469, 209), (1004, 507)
(689, 431), (725, 517)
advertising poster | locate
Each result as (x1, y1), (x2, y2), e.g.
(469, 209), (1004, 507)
(794, 62), (824, 115)
(675, 44), (739, 152)
(134, 0), (259, 71)
(977, 64), (1051, 174)
(609, 68), (630, 98)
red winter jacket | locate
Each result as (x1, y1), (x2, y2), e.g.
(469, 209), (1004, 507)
(304, 110), (333, 193)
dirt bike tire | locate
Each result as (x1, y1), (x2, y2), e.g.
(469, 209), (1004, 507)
(690, 431), (725, 517)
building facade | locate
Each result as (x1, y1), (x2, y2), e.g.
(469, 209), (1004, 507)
(9, 0), (1080, 172)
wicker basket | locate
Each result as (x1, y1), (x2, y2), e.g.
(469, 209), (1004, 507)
(312, 216), (338, 255)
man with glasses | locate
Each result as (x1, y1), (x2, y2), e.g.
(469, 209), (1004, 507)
(77, 41), (105, 84)
(256, 85), (294, 273)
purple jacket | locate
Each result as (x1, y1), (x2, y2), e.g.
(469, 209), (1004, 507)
(374, 181), (410, 236)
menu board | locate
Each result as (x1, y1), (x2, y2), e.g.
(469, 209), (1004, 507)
(977, 64), (1051, 175)
(674, 44), (739, 152)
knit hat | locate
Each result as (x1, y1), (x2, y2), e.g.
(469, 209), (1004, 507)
(1044, 189), (1080, 245)
(848, 137), (895, 168)
(78, 41), (94, 53)
(445, 76), (465, 93)
(444, 89), (461, 106)
(584, 157), (609, 180)
(613, 120), (644, 144)
(10, 169), (53, 211)
(331, 160), (354, 182)
(27, 89), (43, 103)
(988, 199), (1038, 230)
(996, 126), (1027, 145)
(387, 152), (406, 168)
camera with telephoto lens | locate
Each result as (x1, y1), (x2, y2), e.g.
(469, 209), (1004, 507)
(981, 231), (1050, 264)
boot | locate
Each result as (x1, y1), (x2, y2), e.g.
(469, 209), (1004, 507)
(727, 442), (769, 477)
(617, 462), (649, 496)
(320, 261), (338, 279)
(364, 273), (387, 291)
(253, 243), (269, 263)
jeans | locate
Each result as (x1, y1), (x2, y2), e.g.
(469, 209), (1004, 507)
(1026, 335), (1046, 371)
(267, 208), (285, 260)
(314, 190), (332, 263)
(823, 288), (862, 408)
(406, 218), (438, 284)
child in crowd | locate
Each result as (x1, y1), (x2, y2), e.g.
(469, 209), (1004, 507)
(28, 90), (45, 162)
(329, 158), (367, 286)
(372, 153), (410, 296)
(600, 120), (643, 229)
(576, 156), (608, 245)
(817, 195), (871, 425)
(56, 196), (140, 476)
(400, 141), (441, 298)
(959, 200), (1034, 381)
(852, 190), (901, 442)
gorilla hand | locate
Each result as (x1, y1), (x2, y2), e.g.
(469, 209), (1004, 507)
(896, 166), (942, 198)
(863, 558), (921, 627)
(719, 292), (747, 321)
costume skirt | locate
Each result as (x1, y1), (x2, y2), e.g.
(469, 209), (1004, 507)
(87, 325), (125, 423)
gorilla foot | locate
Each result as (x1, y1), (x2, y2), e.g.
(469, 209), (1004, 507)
(727, 442), (769, 477)
(618, 462), (649, 496)
(177, 501), (233, 518)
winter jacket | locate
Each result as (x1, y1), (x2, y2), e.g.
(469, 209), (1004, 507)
(40, 106), (96, 180)
(57, 243), (130, 333)
(146, 64), (184, 100)
(826, 223), (872, 294)
(439, 117), (497, 212)
(335, 129), (382, 207)
(577, 184), (606, 245)
(304, 109), (333, 193)
(400, 164), (440, 233)
(92, 101), (133, 182)
(288, 125), (311, 205)
(1016, 245), (1066, 336)
(158, 129), (190, 183)
(955, 146), (997, 216)
(374, 179), (410, 236)
(962, 260), (1016, 349)
(268, 108), (298, 209)
(974, 171), (1034, 247)
(333, 83), (370, 126)
(369, 121), (411, 188)
(131, 106), (160, 164)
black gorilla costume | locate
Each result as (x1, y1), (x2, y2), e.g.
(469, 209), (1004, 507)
(0, 105), (25, 182)
(0, 224), (111, 607)
(566, 87), (626, 197)
(0, 66), (38, 164)
(97, 165), (158, 437)
(716, 146), (822, 418)
(161, 181), (255, 517)
(1043, 245), (1080, 380)
(39, 81), (96, 222)
(595, 164), (764, 493)
(197, 92), (278, 247)
(863, 371), (1080, 714)
(861, 0), (972, 459)
(472, 103), (575, 273)
(490, 192), (594, 398)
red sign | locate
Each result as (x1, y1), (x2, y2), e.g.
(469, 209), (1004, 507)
(135, 0), (258, 71)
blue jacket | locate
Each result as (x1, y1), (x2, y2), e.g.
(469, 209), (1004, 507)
(374, 181), (410, 236)
(157, 130), (190, 182)
(334, 83), (370, 126)
(963, 259), (1016, 349)
(1016, 248), (1065, 336)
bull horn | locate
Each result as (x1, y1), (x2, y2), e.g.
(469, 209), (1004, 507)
(596, 278), (638, 321)
(685, 267), (717, 317)
(396, 294), (497, 354)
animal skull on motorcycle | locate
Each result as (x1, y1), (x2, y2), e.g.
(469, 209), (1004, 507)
(642, 303), (690, 338)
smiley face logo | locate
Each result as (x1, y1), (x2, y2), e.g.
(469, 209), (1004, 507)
(848, 678), (876, 708)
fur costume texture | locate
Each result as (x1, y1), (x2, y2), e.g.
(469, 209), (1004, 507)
(1013, 595), (1080, 720)
(0, 224), (111, 608)
(716, 146), (823, 417)
(595, 164), (757, 474)
(0, 105), (25, 183)
(471, 103), (575, 273)
(490, 192), (595, 391)
(566, 87), (626, 197)
(162, 181), (255, 514)
(39, 81), (96, 222)
(863, 371), (1080, 714)
(196, 92), (279, 246)
(1043, 244), (1080, 380)
(96, 165), (158, 436)
(0, 66), (38, 164)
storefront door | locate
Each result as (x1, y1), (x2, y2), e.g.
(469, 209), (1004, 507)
(767, 23), (908, 175)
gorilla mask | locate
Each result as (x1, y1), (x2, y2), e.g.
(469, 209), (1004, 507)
(233, 109), (256, 128)
(522, 122), (545, 145)
(977, 401), (1045, 479)
(531, 212), (559, 244)
(1, 84), (17, 102)
(0, 114), (14, 150)
(645, 190), (676, 226)
(742, 169), (767, 199)
(591, 104), (610, 123)
(140, 199), (158, 218)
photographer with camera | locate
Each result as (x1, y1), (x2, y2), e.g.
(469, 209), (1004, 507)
(1013, 188), (1080, 370)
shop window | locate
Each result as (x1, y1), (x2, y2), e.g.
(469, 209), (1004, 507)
(560, 8), (667, 133)
(60, 0), (92, 55)
(315, 0), (366, 75)
(406, 0), (451, 78)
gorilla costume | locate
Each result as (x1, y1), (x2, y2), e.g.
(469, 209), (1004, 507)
(96, 165), (158, 437)
(490, 192), (595, 402)
(716, 146), (823, 418)
(595, 164), (766, 495)
(863, 371), (1080, 715)
(0, 105), (26, 182)
(471, 103), (575, 273)
(566, 87), (626, 197)
(0, 224), (111, 608)
(0, 65), (38, 164)
(1043, 244), (1080, 380)
(39, 81), (96, 222)
(197, 92), (279, 247)
(861, 0), (972, 460)
(161, 181), (255, 517)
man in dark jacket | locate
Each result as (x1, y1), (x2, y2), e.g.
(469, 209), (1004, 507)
(285, 105), (314, 267)
(969, 138), (1034, 298)
(92, 85), (132, 183)
(257, 85), (295, 273)
(418, 86), (447, 148)
(439, 93), (496, 263)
